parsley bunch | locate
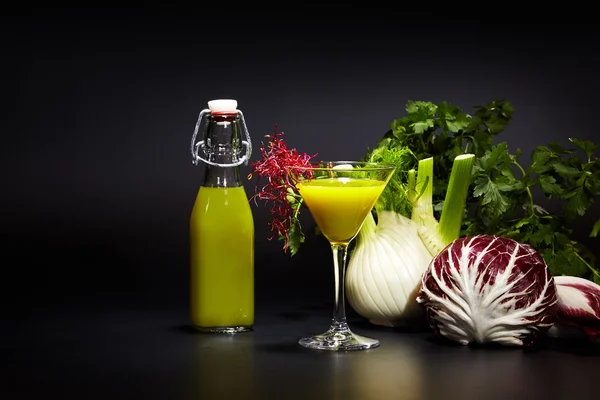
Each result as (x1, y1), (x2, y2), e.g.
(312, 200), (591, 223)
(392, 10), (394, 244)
(376, 100), (600, 284)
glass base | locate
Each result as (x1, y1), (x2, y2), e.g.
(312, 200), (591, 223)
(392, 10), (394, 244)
(299, 326), (380, 351)
(193, 325), (253, 334)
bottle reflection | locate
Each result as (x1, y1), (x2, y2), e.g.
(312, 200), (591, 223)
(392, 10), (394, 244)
(193, 333), (256, 398)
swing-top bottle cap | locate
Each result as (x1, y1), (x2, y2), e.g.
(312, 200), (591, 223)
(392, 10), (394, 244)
(208, 99), (238, 114)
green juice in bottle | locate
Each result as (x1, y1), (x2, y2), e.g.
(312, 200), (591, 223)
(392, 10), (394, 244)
(189, 99), (254, 333)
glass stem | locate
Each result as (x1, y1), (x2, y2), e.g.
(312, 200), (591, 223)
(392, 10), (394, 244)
(331, 243), (350, 331)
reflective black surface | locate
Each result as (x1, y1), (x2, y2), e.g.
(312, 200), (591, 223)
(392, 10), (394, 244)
(5, 292), (600, 400)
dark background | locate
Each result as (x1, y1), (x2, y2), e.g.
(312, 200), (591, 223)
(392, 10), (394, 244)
(3, 7), (600, 317)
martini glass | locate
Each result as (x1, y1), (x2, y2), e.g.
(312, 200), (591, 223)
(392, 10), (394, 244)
(289, 161), (396, 351)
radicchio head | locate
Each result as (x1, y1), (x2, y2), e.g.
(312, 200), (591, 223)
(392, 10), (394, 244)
(416, 234), (557, 347)
(552, 275), (600, 342)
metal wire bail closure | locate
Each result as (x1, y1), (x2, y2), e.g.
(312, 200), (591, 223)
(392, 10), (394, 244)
(190, 108), (252, 167)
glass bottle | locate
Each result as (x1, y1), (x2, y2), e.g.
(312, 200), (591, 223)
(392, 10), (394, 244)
(189, 99), (254, 333)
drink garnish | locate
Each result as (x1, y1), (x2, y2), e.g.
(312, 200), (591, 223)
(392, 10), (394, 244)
(247, 129), (317, 255)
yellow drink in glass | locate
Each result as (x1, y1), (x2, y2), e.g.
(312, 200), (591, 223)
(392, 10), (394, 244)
(190, 186), (254, 330)
(290, 161), (396, 351)
(297, 178), (387, 244)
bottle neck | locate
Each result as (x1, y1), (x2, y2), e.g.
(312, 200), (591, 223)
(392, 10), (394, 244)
(201, 113), (244, 188)
(203, 164), (242, 187)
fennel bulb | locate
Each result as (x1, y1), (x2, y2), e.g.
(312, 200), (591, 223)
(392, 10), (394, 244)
(345, 152), (475, 327)
(346, 211), (432, 326)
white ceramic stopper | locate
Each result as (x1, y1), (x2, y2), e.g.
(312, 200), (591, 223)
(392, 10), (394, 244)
(208, 99), (238, 113)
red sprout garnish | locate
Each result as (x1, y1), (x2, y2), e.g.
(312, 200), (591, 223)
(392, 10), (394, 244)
(248, 128), (317, 253)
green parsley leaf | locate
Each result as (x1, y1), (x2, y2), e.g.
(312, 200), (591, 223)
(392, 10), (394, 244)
(553, 163), (581, 178)
(473, 177), (510, 216)
(286, 218), (305, 257)
(538, 174), (563, 196)
(563, 186), (590, 220)
(570, 137), (598, 161)
(591, 219), (600, 238)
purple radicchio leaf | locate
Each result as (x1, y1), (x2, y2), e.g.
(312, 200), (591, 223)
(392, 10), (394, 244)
(552, 275), (600, 342)
(416, 234), (557, 347)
